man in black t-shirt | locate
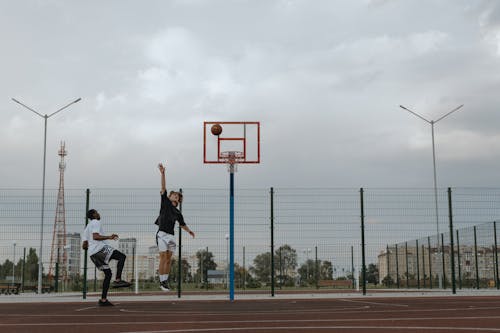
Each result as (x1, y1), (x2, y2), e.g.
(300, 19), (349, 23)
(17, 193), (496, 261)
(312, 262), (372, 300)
(155, 163), (195, 291)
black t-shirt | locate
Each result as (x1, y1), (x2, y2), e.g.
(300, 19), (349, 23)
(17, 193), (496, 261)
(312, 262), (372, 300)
(156, 191), (186, 235)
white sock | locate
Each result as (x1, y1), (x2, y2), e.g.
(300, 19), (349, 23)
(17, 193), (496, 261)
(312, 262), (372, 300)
(165, 274), (169, 281)
(160, 274), (167, 282)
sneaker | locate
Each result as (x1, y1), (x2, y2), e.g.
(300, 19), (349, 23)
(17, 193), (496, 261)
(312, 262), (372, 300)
(112, 280), (132, 288)
(98, 299), (114, 307)
(160, 281), (170, 292)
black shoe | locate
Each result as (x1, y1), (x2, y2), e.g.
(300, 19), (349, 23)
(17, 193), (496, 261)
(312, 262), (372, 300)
(160, 281), (170, 292)
(112, 280), (132, 288)
(98, 299), (114, 307)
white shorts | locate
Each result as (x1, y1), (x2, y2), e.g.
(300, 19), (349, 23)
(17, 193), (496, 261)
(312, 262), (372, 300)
(156, 231), (176, 253)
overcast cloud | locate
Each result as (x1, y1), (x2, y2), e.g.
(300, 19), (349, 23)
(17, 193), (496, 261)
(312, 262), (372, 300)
(1, 0), (499, 189)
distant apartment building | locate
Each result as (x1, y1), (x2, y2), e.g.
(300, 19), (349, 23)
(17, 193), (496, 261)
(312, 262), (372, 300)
(118, 238), (137, 281)
(148, 246), (159, 280)
(378, 244), (499, 285)
(66, 233), (81, 277)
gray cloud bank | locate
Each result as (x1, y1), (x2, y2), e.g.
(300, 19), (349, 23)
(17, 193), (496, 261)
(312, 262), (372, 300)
(1, 0), (499, 189)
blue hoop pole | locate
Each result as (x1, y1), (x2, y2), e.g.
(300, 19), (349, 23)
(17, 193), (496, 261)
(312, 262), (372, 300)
(229, 168), (235, 301)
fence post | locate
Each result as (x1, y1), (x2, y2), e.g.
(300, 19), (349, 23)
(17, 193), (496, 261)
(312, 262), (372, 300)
(422, 244), (426, 288)
(21, 247), (26, 293)
(270, 187), (275, 297)
(474, 226), (480, 290)
(315, 246), (319, 289)
(83, 188), (90, 299)
(351, 245), (355, 289)
(395, 244), (400, 289)
(494, 221), (499, 290)
(360, 188), (366, 295)
(243, 246), (246, 290)
(456, 229), (462, 289)
(428, 236), (433, 289)
(177, 188), (183, 298)
(279, 248), (282, 290)
(405, 242), (409, 289)
(447, 187), (456, 294)
(441, 233), (446, 289)
(386, 244), (391, 287)
(416, 240), (420, 289)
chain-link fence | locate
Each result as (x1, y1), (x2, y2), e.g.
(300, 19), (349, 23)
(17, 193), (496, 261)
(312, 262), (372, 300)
(0, 187), (499, 296)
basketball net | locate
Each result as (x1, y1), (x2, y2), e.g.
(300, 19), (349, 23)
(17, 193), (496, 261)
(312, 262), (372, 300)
(220, 151), (244, 173)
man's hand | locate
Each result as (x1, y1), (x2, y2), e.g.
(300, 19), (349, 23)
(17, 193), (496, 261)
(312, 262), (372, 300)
(110, 234), (119, 240)
(158, 163), (165, 174)
(189, 230), (195, 239)
(82, 241), (88, 250)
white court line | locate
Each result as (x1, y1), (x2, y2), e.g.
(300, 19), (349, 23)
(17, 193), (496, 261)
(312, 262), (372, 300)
(2, 304), (500, 318)
(340, 298), (409, 307)
(118, 306), (368, 315)
(2, 315), (500, 327)
(122, 326), (500, 333)
(75, 302), (121, 312)
(75, 306), (97, 312)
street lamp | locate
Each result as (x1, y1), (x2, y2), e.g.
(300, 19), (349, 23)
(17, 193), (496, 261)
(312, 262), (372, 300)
(400, 104), (464, 288)
(12, 97), (82, 294)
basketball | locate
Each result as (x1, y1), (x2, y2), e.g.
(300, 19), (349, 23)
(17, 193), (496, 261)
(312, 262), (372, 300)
(211, 124), (223, 136)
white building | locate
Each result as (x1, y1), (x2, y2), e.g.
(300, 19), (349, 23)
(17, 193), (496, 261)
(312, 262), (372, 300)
(148, 246), (159, 280)
(66, 233), (81, 277)
(118, 238), (137, 281)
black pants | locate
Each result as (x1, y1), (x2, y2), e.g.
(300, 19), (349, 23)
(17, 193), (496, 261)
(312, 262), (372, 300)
(101, 250), (126, 300)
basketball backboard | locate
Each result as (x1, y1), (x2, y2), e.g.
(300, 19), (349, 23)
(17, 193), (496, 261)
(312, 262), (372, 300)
(203, 121), (260, 164)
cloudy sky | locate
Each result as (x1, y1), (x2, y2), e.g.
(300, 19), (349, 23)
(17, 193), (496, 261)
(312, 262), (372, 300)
(1, 0), (499, 190)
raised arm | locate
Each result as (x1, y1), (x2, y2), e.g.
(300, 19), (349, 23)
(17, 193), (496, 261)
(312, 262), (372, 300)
(158, 163), (166, 195)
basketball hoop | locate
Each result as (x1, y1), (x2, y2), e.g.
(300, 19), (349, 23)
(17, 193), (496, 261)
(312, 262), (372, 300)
(202, 121), (260, 302)
(220, 151), (244, 172)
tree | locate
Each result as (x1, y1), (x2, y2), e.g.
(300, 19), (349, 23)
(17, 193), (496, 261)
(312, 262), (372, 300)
(251, 252), (272, 284)
(320, 260), (333, 280)
(26, 248), (39, 282)
(298, 259), (318, 286)
(170, 258), (192, 283)
(234, 263), (259, 288)
(275, 245), (297, 286)
(382, 275), (394, 287)
(366, 263), (379, 285)
(0, 259), (13, 280)
(195, 249), (217, 284)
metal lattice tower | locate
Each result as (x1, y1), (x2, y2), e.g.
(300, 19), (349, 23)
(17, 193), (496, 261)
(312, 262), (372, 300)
(48, 142), (68, 283)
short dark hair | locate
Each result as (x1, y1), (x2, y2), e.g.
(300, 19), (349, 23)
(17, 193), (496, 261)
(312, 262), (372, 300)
(169, 191), (183, 203)
(87, 209), (97, 219)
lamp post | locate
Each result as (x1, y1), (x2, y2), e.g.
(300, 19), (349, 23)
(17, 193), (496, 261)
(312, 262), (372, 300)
(400, 104), (464, 288)
(11, 97), (82, 294)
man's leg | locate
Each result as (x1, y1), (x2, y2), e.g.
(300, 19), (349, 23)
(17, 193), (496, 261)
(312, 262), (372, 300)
(102, 268), (112, 300)
(90, 252), (114, 306)
(110, 251), (131, 288)
(164, 250), (173, 275)
(159, 251), (167, 272)
(159, 251), (171, 291)
(110, 250), (127, 281)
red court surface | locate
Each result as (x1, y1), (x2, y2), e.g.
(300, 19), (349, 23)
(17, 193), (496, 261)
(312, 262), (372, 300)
(1, 296), (500, 333)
